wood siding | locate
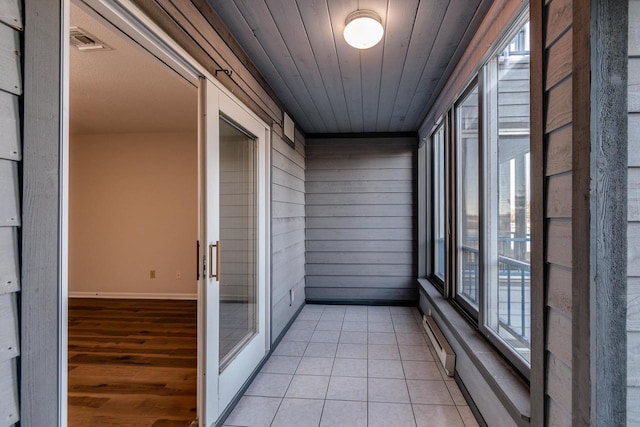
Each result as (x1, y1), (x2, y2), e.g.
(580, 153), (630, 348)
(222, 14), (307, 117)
(305, 136), (417, 303)
(0, 1), (21, 425)
(271, 124), (306, 342)
(534, 0), (627, 423)
(542, 0), (573, 423)
(629, 1), (640, 424)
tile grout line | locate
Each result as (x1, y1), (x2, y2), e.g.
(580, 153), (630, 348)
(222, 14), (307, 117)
(269, 305), (326, 427)
(365, 326), (369, 427)
(235, 305), (465, 427)
(404, 309), (419, 427)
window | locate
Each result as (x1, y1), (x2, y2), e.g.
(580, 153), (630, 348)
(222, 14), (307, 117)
(432, 124), (446, 282)
(426, 17), (530, 376)
(456, 83), (480, 313)
(484, 21), (531, 365)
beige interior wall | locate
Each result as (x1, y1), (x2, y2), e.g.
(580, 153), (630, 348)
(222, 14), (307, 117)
(69, 132), (198, 297)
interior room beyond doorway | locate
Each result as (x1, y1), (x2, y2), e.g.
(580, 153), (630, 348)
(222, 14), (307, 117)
(67, 3), (198, 426)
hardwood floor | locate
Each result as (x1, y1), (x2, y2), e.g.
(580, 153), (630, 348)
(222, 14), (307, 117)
(68, 298), (197, 427)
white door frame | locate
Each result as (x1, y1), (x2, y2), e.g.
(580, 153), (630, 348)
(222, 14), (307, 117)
(202, 80), (271, 425)
(60, 1), (271, 425)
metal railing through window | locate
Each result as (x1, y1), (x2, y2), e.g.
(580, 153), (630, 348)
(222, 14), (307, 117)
(497, 253), (530, 346)
(459, 236), (531, 347)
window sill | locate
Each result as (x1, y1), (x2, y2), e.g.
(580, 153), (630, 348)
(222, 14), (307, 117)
(417, 278), (530, 426)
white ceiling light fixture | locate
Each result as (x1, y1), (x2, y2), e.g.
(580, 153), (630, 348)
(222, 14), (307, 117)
(343, 10), (384, 49)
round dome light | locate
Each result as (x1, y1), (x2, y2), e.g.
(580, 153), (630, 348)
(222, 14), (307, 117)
(343, 10), (384, 49)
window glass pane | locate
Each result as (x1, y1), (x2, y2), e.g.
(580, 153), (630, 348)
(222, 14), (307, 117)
(456, 85), (480, 310)
(433, 125), (446, 281)
(485, 22), (531, 364)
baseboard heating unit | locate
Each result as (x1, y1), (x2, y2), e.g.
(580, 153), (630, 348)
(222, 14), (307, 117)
(423, 314), (456, 376)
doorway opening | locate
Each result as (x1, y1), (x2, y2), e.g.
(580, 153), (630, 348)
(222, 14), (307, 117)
(67, 2), (199, 425)
(63, 2), (272, 425)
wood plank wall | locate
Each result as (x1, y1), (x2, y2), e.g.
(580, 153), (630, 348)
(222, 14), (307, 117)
(271, 124), (306, 342)
(305, 136), (417, 303)
(0, 1), (22, 425)
(629, 0), (640, 423)
(542, 0), (573, 424)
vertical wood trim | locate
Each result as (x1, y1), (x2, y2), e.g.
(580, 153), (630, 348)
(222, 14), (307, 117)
(589, 0), (628, 424)
(572, 0), (591, 423)
(529, 0), (546, 424)
(21, 0), (63, 425)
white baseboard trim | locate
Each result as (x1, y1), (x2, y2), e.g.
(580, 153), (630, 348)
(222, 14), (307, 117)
(68, 291), (198, 300)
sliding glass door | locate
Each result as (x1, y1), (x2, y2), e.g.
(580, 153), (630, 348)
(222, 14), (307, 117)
(200, 78), (269, 426)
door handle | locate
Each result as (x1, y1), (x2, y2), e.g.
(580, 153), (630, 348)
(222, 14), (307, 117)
(209, 241), (220, 280)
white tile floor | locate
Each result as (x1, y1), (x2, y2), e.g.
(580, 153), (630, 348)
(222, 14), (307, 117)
(223, 305), (480, 427)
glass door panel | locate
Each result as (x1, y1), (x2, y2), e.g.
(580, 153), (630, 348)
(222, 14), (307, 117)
(218, 117), (258, 370)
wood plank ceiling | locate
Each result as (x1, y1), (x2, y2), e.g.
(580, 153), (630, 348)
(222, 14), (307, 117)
(207, 0), (493, 134)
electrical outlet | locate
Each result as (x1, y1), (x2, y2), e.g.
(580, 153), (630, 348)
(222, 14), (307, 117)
(150, 270), (156, 279)
(176, 270), (181, 280)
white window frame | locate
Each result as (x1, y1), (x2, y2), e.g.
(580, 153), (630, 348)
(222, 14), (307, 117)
(479, 12), (532, 379)
(431, 121), (447, 286)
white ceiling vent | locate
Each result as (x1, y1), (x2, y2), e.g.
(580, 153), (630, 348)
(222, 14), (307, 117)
(70, 27), (111, 51)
